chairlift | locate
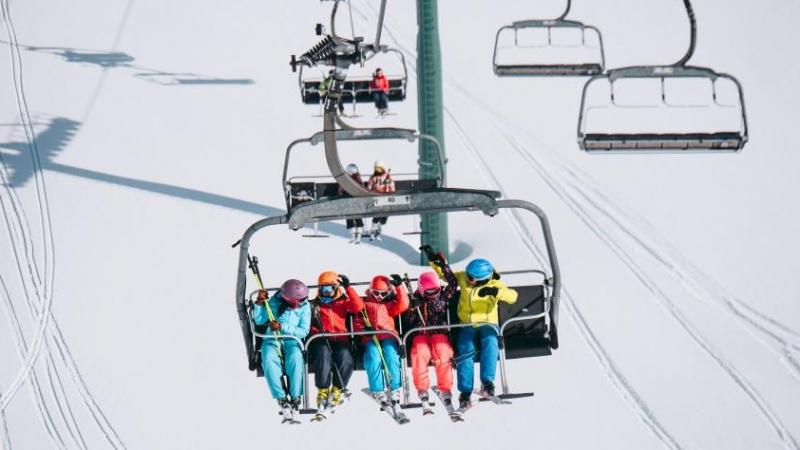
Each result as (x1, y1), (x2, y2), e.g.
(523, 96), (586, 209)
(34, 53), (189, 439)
(297, 48), (408, 114)
(577, 0), (748, 152)
(282, 127), (446, 212)
(291, 0), (405, 115)
(493, 0), (605, 77)
(233, 189), (561, 410)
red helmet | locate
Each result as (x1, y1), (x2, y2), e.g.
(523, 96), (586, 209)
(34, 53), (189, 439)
(368, 275), (392, 301)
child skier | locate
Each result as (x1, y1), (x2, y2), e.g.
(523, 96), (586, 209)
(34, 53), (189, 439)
(253, 279), (311, 421)
(403, 267), (458, 412)
(370, 67), (390, 115)
(367, 161), (395, 241)
(338, 163), (366, 243)
(422, 246), (518, 410)
(318, 69), (344, 114)
(354, 274), (409, 410)
(308, 270), (365, 416)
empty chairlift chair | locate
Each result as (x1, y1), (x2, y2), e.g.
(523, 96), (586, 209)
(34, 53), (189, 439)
(577, 0), (748, 152)
(493, 0), (605, 77)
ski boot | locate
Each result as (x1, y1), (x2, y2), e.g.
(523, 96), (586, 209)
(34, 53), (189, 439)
(458, 392), (472, 410)
(478, 381), (495, 399)
(290, 397), (302, 413)
(371, 223), (383, 241)
(419, 390), (434, 415)
(329, 386), (346, 406)
(278, 398), (300, 424)
(439, 390), (453, 409)
(316, 388), (330, 408)
(349, 228), (362, 244)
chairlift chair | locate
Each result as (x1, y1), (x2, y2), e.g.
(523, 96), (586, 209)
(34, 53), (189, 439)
(297, 48), (408, 113)
(282, 127), (446, 213)
(493, 0), (605, 77)
(577, 0), (748, 152)
(233, 189), (561, 410)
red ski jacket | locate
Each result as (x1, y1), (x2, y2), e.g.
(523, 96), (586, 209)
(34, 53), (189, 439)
(354, 285), (409, 342)
(309, 286), (365, 342)
(370, 75), (389, 93)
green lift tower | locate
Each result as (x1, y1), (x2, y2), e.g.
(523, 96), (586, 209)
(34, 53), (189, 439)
(416, 0), (449, 263)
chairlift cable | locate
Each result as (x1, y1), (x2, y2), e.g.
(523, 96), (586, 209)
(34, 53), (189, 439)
(673, 0), (697, 67)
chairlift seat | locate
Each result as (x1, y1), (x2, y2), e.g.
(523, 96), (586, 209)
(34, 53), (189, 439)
(301, 77), (406, 105)
(495, 63), (603, 77)
(498, 285), (552, 358)
(581, 132), (744, 152)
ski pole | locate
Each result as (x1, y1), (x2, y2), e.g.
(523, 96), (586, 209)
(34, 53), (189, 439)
(247, 254), (285, 359)
(402, 273), (427, 328)
(248, 255), (294, 397)
(360, 309), (393, 388)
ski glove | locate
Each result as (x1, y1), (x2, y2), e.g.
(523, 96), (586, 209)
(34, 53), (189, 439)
(420, 245), (443, 264)
(410, 294), (424, 309)
(477, 287), (499, 297)
(389, 274), (403, 287)
(256, 290), (268, 304)
(268, 321), (282, 331)
(338, 274), (350, 288)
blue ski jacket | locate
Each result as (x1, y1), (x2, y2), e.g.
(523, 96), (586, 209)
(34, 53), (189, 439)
(253, 292), (311, 342)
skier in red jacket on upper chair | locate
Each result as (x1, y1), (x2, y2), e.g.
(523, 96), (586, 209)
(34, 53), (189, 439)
(370, 68), (390, 115)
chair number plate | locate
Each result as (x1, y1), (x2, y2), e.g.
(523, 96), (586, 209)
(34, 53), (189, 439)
(373, 195), (410, 207)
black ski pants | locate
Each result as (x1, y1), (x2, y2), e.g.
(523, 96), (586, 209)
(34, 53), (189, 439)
(309, 340), (354, 389)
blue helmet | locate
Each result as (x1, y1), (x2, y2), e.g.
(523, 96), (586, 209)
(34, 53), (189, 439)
(466, 258), (494, 281)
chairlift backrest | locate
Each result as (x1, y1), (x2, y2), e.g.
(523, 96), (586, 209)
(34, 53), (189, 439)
(493, 3), (606, 77)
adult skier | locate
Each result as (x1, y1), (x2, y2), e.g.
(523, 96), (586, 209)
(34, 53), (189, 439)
(253, 279), (311, 422)
(370, 67), (390, 115)
(308, 270), (365, 418)
(422, 246), (518, 410)
(354, 274), (409, 410)
(367, 161), (395, 241)
(338, 163), (366, 243)
(403, 266), (458, 414)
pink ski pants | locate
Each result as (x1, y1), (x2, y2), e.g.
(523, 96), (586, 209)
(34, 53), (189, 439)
(410, 333), (454, 393)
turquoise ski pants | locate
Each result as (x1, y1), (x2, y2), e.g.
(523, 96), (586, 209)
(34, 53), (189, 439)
(262, 340), (304, 399)
(364, 339), (402, 393)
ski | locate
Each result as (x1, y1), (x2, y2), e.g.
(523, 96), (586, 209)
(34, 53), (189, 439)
(477, 391), (512, 406)
(431, 387), (464, 422)
(361, 388), (410, 425)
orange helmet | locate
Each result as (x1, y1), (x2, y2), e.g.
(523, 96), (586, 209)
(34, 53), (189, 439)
(369, 275), (392, 301)
(318, 270), (339, 286)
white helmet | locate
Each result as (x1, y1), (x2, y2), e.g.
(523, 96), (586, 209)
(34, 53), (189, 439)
(374, 160), (385, 171)
(346, 163), (359, 175)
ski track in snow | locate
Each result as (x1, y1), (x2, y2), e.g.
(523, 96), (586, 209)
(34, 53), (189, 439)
(0, 0), (126, 447)
(495, 128), (799, 450)
(356, 1), (800, 448)
(351, 2), (680, 448)
(0, 0), (58, 412)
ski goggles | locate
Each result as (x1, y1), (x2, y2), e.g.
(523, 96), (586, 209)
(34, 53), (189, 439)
(283, 295), (307, 308)
(422, 287), (441, 298)
(319, 284), (337, 296)
(467, 275), (491, 286)
(370, 289), (390, 300)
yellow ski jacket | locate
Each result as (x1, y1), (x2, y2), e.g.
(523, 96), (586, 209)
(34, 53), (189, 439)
(431, 264), (517, 325)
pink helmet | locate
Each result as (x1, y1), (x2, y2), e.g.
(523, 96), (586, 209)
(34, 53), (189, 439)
(416, 271), (441, 299)
(280, 279), (309, 309)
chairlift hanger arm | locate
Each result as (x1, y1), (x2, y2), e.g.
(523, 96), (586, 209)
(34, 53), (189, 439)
(674, 0), (696, 67)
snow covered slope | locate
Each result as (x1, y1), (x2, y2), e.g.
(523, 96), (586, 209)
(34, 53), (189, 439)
(2, 0), (799, 449)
